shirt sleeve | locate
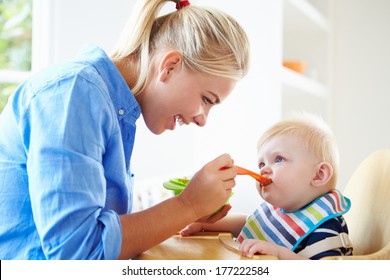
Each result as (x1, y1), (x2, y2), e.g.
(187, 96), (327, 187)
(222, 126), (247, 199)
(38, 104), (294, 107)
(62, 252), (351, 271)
(21, 73), (122, 259)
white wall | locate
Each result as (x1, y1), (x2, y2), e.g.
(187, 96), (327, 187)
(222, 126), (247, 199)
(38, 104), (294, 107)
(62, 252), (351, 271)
(32, 0), (134, 70)
(331, 0), (390, 189)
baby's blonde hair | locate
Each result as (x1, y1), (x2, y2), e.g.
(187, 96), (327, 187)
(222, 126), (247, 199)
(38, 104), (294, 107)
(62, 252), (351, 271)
(111, 0), (250, 95)
(257, 112), (339, 189)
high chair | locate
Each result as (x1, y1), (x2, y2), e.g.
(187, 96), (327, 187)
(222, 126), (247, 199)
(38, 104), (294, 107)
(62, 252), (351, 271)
(322, 149), (390, 260)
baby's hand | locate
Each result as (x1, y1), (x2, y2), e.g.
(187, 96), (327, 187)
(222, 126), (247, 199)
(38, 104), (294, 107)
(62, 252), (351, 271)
(239, 239), (278, 258)
(180, 223), (204, 236)
(239, 239), (305, 260)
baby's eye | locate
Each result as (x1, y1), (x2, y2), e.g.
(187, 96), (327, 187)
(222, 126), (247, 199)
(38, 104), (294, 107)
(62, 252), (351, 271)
(258, 162), (265, 169)
(275, 156), (285, 163)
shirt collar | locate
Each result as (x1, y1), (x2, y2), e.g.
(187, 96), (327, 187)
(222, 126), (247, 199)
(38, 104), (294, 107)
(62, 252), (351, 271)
(76, 45), (141, 121)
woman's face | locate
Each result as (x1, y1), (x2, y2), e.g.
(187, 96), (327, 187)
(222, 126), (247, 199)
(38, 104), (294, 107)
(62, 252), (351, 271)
(137, 53), (237, 135)
(256, 134), (320, 211)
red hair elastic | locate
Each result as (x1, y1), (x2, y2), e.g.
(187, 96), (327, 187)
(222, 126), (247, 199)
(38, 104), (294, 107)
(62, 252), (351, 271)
(176, 0), (190, 10)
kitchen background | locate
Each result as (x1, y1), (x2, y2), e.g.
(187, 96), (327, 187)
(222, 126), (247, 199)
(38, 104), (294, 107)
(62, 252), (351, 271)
(1, 0), (390, 213)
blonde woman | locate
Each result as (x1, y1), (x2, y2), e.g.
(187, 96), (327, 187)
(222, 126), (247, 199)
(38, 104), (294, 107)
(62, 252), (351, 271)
(181, 113), (353, 259)
(0, 0), (250, 259)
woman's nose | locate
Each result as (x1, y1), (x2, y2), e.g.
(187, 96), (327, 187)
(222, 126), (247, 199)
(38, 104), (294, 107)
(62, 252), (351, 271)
(193, 111), (208, 127)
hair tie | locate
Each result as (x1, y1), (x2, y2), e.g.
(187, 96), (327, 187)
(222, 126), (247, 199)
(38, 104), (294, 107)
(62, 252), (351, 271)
(176, 0), (190, 10)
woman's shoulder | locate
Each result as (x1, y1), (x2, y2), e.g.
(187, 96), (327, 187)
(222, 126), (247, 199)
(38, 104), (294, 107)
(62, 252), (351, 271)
(29, 61), (100, 93)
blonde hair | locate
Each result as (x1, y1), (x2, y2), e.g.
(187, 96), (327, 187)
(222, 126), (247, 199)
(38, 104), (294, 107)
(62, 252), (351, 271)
(257, 112), (339, 189)
(111, 0), (250, 95)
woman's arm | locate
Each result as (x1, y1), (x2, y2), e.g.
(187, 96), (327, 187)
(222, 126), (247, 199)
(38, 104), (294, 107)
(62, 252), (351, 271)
(180, 213), (247, 238)
(118, 153), (236, 259)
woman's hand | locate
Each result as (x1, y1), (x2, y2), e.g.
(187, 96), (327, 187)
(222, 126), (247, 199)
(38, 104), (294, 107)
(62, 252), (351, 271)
(179, 204), (232, 236)
(180, 222), (204, 236)
(178, 153), (236, 219)
(196, 204), (232, 223)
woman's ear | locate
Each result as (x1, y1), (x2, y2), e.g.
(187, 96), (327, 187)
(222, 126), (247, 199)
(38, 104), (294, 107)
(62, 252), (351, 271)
(312, 162), (333, 187)
(158, 51), (183, 82)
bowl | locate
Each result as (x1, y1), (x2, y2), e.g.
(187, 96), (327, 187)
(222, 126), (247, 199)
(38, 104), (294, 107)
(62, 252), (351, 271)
(163, 177), (190, 196)
(163, 177), (233, 214)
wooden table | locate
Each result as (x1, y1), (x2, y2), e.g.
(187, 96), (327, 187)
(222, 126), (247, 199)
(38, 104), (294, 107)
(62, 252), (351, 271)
(135, 232), (278, 260)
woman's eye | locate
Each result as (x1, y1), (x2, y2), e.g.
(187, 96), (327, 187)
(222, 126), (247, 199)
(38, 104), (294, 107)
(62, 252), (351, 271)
(203, 96), (214, 105)
(275, 156), (285, 163)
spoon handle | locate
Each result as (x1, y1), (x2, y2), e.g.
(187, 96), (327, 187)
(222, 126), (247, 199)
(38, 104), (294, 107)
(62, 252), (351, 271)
(235, 165), (272, 185)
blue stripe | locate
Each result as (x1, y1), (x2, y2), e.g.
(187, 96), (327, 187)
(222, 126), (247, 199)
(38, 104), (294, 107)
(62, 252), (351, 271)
(241, 225), (254, 239)
(293, 210), (315, 228)
(324, 194), (336, 211)
(316, 199), (333, 215)
(255, 209), (284, 246)
(258, 204), (295, 248)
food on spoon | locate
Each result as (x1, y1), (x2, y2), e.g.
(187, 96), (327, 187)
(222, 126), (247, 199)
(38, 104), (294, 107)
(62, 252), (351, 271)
(258, 175), (272, 186)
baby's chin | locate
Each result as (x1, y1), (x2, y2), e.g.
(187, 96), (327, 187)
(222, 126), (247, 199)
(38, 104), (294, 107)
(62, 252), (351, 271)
(259, 189), (273, 204)
(259, 184), (272, 198)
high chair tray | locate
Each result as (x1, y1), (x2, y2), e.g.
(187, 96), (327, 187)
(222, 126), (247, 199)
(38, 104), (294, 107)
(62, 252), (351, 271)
(135, 232), (277, 260)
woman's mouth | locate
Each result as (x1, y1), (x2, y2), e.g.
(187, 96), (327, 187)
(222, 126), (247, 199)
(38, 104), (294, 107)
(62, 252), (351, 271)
(175, 115), (184, 126)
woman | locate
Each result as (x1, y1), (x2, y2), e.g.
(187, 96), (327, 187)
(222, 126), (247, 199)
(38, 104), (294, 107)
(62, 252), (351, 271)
(0, 0), (250, 259)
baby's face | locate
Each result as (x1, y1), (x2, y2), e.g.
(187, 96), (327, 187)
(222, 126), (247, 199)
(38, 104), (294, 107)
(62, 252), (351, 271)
(257, 134), (320, 211)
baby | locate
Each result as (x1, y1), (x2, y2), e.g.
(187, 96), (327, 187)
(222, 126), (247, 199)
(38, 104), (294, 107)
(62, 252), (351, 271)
(181, 113), (353, 259)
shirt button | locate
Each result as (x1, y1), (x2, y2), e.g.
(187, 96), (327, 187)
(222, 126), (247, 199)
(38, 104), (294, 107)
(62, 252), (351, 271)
(118, 109), (124, 115)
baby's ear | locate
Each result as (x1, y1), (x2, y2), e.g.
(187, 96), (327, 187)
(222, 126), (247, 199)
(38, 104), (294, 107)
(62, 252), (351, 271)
(311, 162), (333, 187)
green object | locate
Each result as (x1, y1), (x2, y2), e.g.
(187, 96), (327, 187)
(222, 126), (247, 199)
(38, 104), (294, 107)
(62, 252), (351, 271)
(162, 177), (233, 214)
(162, 177), (189, 195)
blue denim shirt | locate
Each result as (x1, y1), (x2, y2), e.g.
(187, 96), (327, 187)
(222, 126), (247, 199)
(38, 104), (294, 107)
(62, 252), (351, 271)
(0, 46), (141, 259)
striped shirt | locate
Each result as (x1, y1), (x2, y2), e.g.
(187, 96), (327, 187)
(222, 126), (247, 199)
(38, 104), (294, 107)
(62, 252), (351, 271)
(237, 190), (353, 259)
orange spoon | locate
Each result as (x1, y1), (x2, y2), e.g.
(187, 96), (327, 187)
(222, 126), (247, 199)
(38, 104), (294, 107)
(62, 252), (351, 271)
(235, 165), (272, 186)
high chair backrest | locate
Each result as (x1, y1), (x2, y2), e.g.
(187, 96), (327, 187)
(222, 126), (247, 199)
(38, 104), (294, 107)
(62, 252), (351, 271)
(323, 149), (390, 260)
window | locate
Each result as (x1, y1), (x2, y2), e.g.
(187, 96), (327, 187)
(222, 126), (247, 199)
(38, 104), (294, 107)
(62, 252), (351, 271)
(0, 0), (32, 112)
